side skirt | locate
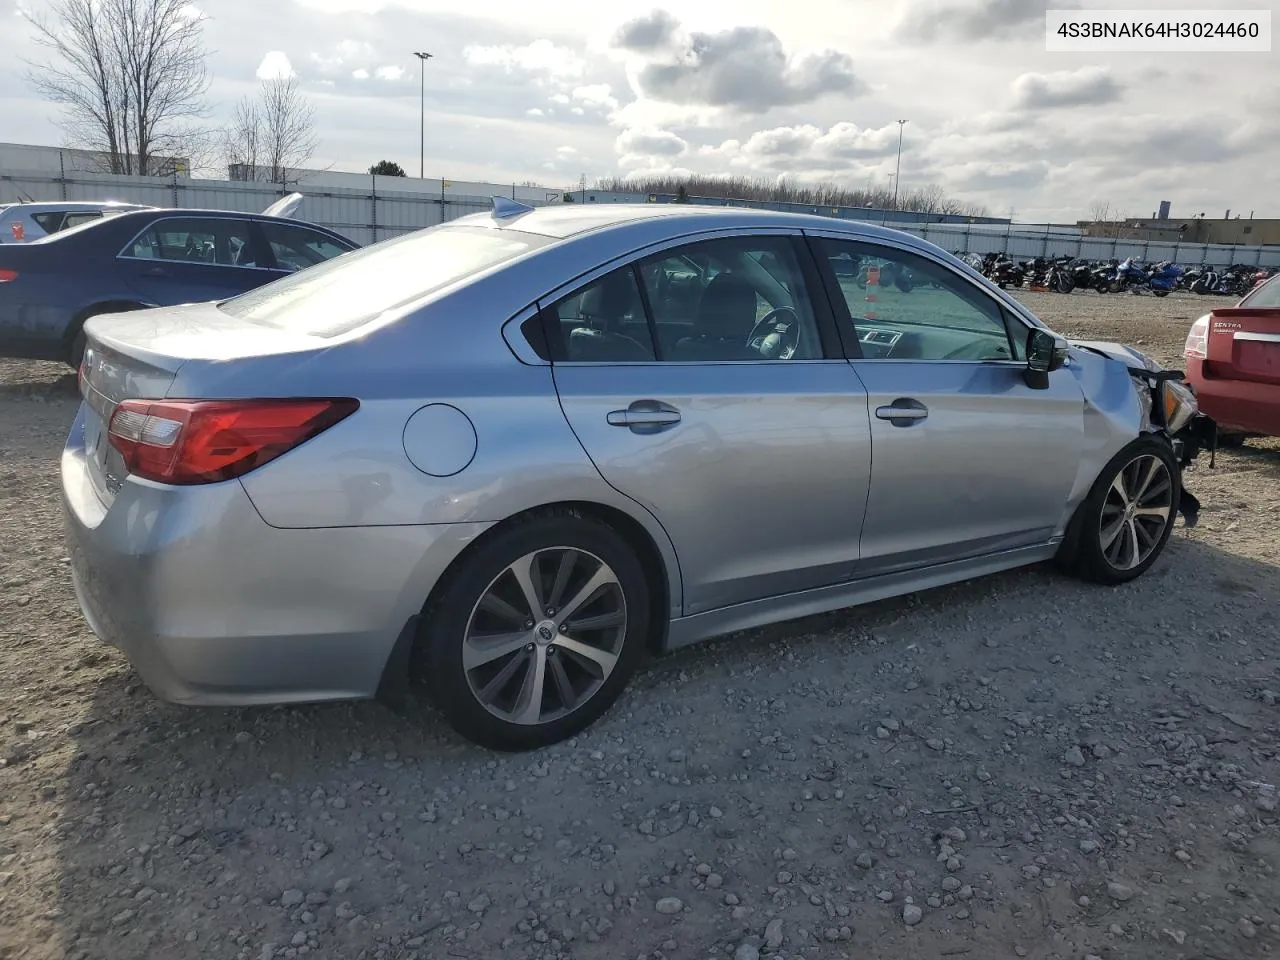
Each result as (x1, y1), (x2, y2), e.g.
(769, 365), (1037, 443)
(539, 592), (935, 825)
(665, 542), (1059, 651)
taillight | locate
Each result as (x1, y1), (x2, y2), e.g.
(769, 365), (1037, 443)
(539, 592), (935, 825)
(0, 268), (18, 283)
(1184, 316), (1209, 360)
(107, 398), (358, 485)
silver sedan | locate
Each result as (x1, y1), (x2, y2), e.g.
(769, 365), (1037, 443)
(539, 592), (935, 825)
(62, 201), (1215, 750)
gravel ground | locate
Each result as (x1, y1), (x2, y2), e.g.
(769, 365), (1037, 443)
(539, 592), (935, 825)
(1, 289), (1278, 960)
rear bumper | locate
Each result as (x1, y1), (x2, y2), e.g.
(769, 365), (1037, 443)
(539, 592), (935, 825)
(1185, 358), (1280, 437)
(61, 411), (490, 705)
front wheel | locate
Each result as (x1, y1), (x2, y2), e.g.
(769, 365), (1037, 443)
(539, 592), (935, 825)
(1057, 437), (1181, 585)
(415, 511), (651, 750)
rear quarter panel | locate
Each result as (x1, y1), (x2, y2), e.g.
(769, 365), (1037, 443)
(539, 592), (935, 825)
(176, 316), (685, 614)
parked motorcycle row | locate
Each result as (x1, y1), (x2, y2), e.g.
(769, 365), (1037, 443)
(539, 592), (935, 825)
(958, 252), (1278, 298)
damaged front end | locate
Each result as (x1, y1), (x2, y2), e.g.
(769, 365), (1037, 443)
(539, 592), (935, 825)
(1074, 342), (1217, 528)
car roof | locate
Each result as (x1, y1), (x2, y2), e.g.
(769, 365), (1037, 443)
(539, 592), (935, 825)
(452, 202), (940, 249)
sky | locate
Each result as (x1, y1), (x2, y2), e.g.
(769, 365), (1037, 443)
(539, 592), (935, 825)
(3, 0), (1278, 222)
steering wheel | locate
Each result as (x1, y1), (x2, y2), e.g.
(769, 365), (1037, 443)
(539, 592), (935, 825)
(747, 306), (801, 359)
(942, 339), (1011, 361)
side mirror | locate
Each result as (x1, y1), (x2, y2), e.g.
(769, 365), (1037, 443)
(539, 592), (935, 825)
(1025, 328), (1069, 390)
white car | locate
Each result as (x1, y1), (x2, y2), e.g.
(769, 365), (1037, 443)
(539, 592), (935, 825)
(0, 200), (152, 243)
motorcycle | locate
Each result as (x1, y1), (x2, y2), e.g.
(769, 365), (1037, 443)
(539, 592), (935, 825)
(1044, 257), (1076, 293)
(1145, 261), (1184, 297)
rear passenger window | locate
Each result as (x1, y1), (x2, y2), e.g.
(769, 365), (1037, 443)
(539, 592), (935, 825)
(547, 268), (657, 362)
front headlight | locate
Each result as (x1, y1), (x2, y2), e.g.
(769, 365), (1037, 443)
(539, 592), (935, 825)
(1160, 378), (1198, 434)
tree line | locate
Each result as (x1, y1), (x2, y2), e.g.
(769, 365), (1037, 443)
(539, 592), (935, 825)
(595, 175), (989, 218)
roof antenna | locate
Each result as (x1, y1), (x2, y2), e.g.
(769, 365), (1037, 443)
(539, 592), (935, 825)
(491, 195), (534, 219)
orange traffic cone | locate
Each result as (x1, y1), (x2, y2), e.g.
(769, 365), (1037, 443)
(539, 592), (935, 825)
(865, 264), (879, 319)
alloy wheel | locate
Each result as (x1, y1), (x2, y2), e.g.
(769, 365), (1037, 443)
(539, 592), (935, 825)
(463, 548), (627, 725)
(1098, 454), (1174, 571)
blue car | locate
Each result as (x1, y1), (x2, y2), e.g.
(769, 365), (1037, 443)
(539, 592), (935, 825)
(0, 207), (358, 365)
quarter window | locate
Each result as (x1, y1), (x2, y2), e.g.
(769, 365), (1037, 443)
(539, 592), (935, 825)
(817, 239), (1016, 362)
(124, 217), (256, 267)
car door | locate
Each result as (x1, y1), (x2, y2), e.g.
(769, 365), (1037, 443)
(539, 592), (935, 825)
(809, 234), (1086, 575)
(547, 232), (872, 616)
(116, 215), (269, 304)
(256, 220), (354, 278)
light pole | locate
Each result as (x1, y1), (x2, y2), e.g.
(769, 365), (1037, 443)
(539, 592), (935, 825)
(413, 51), (433, 179)
(892, 119), (908, 211)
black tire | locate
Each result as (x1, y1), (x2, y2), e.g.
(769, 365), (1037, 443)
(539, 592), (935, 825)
(1055, 274), (1075, 294)
(1056, 436), (1181, 586)
(1152, 288), (1169, 297)
(415, 510), (651, 751)
(1108, 278), (1124, 294)
(1215, 432), (1248, 449)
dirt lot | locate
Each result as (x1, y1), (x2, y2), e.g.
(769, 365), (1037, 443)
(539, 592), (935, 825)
(1, 290), (1277, 960)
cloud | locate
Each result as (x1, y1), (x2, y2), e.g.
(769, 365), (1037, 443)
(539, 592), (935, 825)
(897, 0), (1075, 43)
(613, 9), (680, 51)
(614, 16), (863, 112)
(556, 145), (578, 155)
(463, 38), (585, 79)
(526, 107), (544, 117)
(374, 65), (404, 81)
(1012, 67), (1122, 109)
(351, 68), (369, 80)
(695, 122), (906, 174)
(255, 51), (295, 80)
(572, 83), (619, 110)
(616, 128), (688, 158)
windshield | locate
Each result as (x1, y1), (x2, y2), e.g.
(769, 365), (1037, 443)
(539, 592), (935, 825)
(1240, 274), (1280, 308)
(218, 224), (552, 337)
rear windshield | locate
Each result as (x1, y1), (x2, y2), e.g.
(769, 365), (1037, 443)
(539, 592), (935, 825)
(218, 224), (552, 337)
(1240, 275), (1280, 308)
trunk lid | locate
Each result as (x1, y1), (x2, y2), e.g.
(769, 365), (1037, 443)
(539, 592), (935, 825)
(1204, 307), (1280, 386)
(78, 301), (329, 505)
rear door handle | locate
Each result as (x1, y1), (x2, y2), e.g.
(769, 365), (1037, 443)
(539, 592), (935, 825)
(607, 401), (682, 433)
(875, 399), (929, 425)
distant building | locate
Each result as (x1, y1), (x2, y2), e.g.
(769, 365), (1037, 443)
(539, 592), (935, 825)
(0, 142), (190, 177)
(1080, 216), (1280, 246)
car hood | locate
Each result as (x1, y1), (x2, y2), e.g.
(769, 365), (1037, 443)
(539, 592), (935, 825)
(1068, 339), (1163, 373)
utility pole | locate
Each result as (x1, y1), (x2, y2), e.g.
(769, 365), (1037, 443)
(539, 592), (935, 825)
(579, 173), (587, 203)
(892, 119), (908, 210)
(413, 51), (433, 179)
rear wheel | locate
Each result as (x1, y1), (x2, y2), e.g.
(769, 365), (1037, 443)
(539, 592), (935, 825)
(65, 303), (145, 368)
(416, 512), (651, 750)
(1057, 437), (1180, 585)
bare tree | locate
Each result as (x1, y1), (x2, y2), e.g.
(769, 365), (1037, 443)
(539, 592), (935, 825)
(224, 76), (318, 183)
(1088, 199), (1113, 222)
(24, 0), (210, 175)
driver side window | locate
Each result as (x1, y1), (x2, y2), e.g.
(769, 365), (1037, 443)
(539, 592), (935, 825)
(639, 236), (823, 362)
(817, 239), (1017, 362)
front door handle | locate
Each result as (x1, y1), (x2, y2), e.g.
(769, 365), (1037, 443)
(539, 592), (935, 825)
(875, 398), (929, 426)
(607, 400), (682, 434)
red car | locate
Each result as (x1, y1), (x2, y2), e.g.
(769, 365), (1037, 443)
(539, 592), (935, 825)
(1184, 271), (1280, 443)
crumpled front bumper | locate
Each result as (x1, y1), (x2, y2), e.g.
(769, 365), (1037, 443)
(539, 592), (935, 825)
(1169, 412), (1218, 527)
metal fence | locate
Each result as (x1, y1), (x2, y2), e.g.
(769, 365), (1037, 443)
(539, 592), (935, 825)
(0, 169), (520, 246)
(3, 168), (1279, 268)
(884, 220), (1280, 268)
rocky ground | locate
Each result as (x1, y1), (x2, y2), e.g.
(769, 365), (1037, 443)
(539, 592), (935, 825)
(1, 289), (1277, 960)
